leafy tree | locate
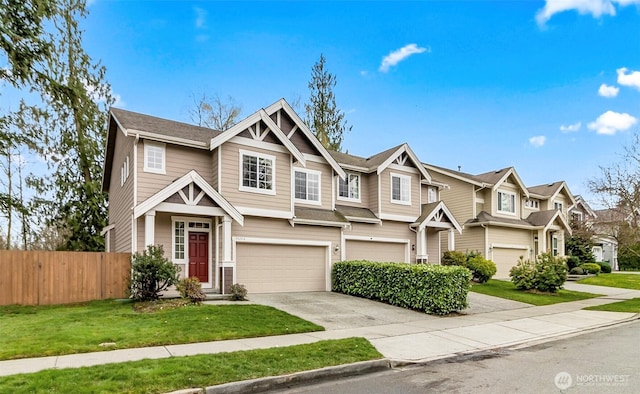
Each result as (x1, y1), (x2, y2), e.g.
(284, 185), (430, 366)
(565, 220), (595, 265)
(188, 92), (241, 130)
(304, 54), (351, 152)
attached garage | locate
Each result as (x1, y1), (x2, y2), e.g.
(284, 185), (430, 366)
(235, 242), (328, 293)
(491, 247), (529, 279)
(345, 240), (407, 263)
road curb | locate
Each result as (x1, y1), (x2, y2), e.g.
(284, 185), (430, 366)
(165, 359), (391, 394)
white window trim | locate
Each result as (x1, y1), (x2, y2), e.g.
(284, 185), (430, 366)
(427, 186), (438, 204)
(171, 219), (186, 263)
(497, 190), (517, 216)
(294, 168), (321, 205)
(554, 201), (564, 211)
(238, 149), (276, 196)
(525, 198), (539, 210)
(337, 173), (361, 203)
(143, 141), (166, 174)
(390, 172), (411, 206)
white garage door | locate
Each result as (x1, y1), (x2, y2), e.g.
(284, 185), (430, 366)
(492, 248), (528, 279)
(235, 243), (327, 293)
(345, 240), (406, 263)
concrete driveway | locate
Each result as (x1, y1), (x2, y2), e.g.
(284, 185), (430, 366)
(247, 291), (529, 330)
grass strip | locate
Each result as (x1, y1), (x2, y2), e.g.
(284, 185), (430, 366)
(0, 300), (323, 360)
(577, 273), (640, 290)
(470, 279), (602, 306)
(0, 337), (382, 394)
(584, 298), (640, 313)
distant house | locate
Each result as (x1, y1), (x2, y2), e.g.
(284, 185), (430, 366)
(423, 165), (574, 278)
(101, 99), (462, 294)
(569, 196), (619, 269)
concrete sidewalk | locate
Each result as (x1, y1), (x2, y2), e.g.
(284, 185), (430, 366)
(0, 284), (638, 377)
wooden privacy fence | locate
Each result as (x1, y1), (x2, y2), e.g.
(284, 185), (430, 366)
(0, 251), (131, 306)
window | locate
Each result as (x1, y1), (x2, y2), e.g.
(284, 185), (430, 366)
(554, 202), (563, 212)
(552, 235), (558, 256)
(338, 173), (360, 201)
(497, 191), (516, 214)
(427, 186), (438, 203)
(143, 141), (165, 174)
(120, 156), (130, 186)
(240, 150), (275, 194)
(391, 173), (411, 205)
(525, 199), (539, 209)
(294, 169), (320, 204)
(572, 211), (583, 222)
(174, 221), (185, 260)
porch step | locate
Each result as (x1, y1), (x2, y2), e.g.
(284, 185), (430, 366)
(204, 293), (233, 301)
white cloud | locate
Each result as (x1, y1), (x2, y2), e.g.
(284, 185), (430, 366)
(379, 44), (429, 73)
(535, 0), (640, 27)
(587, 110), (638, 135)
(529, 135), (547, 147)
(194, 7), (207, 29)
(617, 67), (640, 90)
(560, 122), (582, 132)
(598, 83), (619, 98)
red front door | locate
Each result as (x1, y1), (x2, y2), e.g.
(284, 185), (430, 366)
(188, 232), (208, 283)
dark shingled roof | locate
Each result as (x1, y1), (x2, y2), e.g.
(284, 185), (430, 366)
(328, 144), (405, 172)
(525, 210), (559, 226)
(294, 206), (348, 223)
(528, 181), (564, 197)
(335, 205), (379, 220)
(466, 211), (533, 228)
(414, 202), (443, 224)
(111, 108), (222, 144)
(473, 167), (513, 185)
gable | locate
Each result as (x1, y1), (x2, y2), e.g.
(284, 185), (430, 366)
(164, 183), (218, 207)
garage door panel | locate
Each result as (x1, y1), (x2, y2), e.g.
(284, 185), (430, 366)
(236, 243), (326, 293)
(492, 248), (528, 279)
(345, 240), (406, 263)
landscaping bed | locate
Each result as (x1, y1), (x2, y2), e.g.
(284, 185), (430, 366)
(0, 299), (323, 360)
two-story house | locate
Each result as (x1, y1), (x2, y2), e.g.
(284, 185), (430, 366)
(102, 99), (461, 294)
(423, 165), (574, 278)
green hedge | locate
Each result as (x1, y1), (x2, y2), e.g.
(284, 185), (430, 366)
(332, 260), (472, 315)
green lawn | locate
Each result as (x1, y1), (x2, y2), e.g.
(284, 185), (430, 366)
(577, 273), (640, 290)
(470, 280), (603, 306)
(0, 337), (382, 394)
(584, 298), (640, 313)
(0, 300), (323, 360)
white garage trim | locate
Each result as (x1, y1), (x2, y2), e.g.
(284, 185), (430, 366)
(490, 243), (530, 250)
(342, 235), (410, 263)
(232, 236), (332, 291)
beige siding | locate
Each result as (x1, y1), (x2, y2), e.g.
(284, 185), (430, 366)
(378, 168), (420, 219)
(236, 243), (326, 293)
(211, 148), (219, 190)
(137, 141), (214, 203)
(432, 174), (475, 224)
(345, 240), (406, 263)
(478, 188), (491, 215)
(366, 173), (378, 214)
(232, 217), (341, 263)
(219, 141), (291, 213)
(293, 160), (333, 209)
(108, 127), (135, 252)
(426, 229), (441, 264)
(445, 226), (486, 256)
(345, 221), (413, 240)
(155, 213), (172, 253)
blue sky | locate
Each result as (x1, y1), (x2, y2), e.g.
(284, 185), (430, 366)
(51, 1), (640, 205)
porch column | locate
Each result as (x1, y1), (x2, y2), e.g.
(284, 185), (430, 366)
(538, 229), (546, 254)
(448, 229), (455, 251)
(420, 228), (427, 257)
(144, 210), (156, 248)
(222, 215), (232, 262)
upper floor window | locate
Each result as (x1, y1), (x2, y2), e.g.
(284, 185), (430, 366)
(525, 199), (539, 209)
(497, 191), (516, 214)
(427, 186), (438, 203)
(338, 173), (360, 201)
(239, 149), (275, 194)
(554, 202), (564, 212)
(294, 169), (320, 204)
(572, 211), (583, 222)
(120, 156), (130, 186)
(144, 141), (165, 174)
(391, 173), (411, 205)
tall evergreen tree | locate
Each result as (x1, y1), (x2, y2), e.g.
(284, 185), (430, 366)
(304, 54), (351, 152)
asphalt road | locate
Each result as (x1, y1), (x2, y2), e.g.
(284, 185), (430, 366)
(273, 319), (640, 394)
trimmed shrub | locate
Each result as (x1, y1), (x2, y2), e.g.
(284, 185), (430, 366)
(332, 260), (472, 315)
(230, 283), (248, 301)
(569, 267), (585, 275)
(441, 251), (467, 266)
(176, 277), (206, 303)
(580, 263), (601, 275)
(130, 245), (180, 301)
(466, 255), (497, 283)
(566, 255), (581, 270)
(509, 252), (567, 293)
(597, 262), (612, 274)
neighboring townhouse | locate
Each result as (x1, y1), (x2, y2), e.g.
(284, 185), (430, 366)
(570, 196), (619, 269)
(423, 164), (573, 278)
(102, 99), (461, 294)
